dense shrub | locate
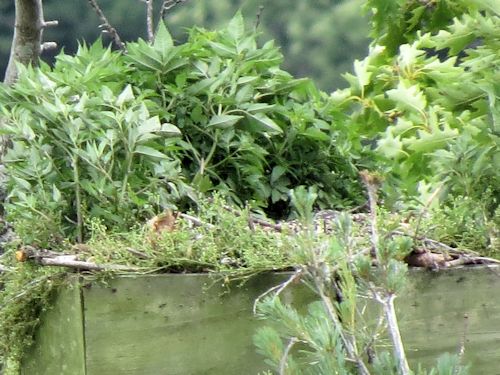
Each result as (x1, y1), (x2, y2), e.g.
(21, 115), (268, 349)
(0, 14), (364, 242)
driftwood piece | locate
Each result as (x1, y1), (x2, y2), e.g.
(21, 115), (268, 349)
(16, 245), (138, 272)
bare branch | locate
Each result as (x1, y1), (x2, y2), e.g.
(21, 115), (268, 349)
(42, 20), (58, 27)
(40, 256), (136, 271)
(16, 246), (139, 272)
(179, 213), (215, 229)
(126, 247), (150, 259)
(279, 337), (298, 375)
(40, 41), (57, 52)
(253, 269), (303, 314)
(254, 5), (264, 31)
(0, 264), (12, 273)
(87, 0), (126, 51)
(143, 0), (154, 42)
(374, 291), (411, 375)
(160, 0), (188, 21)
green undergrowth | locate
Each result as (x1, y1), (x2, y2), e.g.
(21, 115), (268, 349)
(0, 196), (310, 373)
(0, 196), (497, 373)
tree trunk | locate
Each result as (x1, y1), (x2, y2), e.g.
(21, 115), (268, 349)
(3, 0), (44, 85)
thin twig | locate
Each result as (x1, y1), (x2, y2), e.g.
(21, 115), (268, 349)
(39, 256), (138, 272)
(254, 5), (264, 31)
(374, 291), (411, 375)
(361, 170), (411, 375)
(87, 0), (126, 51)
(279, 337), (298, 375)
(253, 269), (302, 314)
(144, 0), (154, 42)
(160, 0), (187, 20)
(179, 213), (215, 229)
(126, 247), (150, 259)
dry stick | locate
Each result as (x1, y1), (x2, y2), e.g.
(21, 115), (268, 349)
(142, 0), (154, 42)
(125, 247), (150, 259)
(279, 337), (298, 375)
(253, 269), (303, 314)
(87, 0), (126, 51)
(361, 171), (410, 375)
(0, 264), (11, 273)
(179, 213), (215, 229)
(39, 255), (138, 272)
(254, 5), (265, 31)
(159, 0), (188, 20)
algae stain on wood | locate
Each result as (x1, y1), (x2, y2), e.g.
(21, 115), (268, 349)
(21, 277), (85, 375)
(19, 267), (500, 375)
(400, 267), (500, 374)
(82, 273), (294, 375)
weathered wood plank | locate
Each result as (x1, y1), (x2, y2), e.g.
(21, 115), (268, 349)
(399, 266), (500, 374)
(20, 267), (500, 374)
(20, 276), (85, 375)
(82, 273), (303, 375)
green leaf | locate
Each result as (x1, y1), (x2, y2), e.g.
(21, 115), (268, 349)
(386, 81), (426, 113)
(52, 184), (62, 202)
(242, 103), (275, 113)
(138, 116), (161, 135)
(246, 113), (282, 134)
(134, 145), (168, 159)
(153, 21), (174, 52)
(270, 165), (287, 184)
(376, 130), (405, 159)
(115, 85), (135, 106)
(353, 59), (371, 88)
(208, 114), (243, 129)
(159, 123), (182, 136)
(300, 128), (330, 142)
(227, 12), (245, 41)
(208, 42), (236, 57)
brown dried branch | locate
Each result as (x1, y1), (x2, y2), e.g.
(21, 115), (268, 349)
(179, 213), (215, 229)
(16, 246), (138, 272)
(87, 0), (125, 51)
(159, 0), (187, 20)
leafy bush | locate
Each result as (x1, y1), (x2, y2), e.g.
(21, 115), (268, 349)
(334, 2), (499, 216)
(0, 14), (364, 242)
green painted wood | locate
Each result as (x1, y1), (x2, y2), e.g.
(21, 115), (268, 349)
(82, 273), (308, 375)
(399, 267), (500, 374)
(20, 277), (85, 375)
(20, 267), (500, 374)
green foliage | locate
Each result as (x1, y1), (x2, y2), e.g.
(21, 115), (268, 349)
(364, 0), (479, 55)
(0, 195), (295, 372)
(0, 261), (63, 374)
(254, 188), (470, 375)
(86, 195), (295, 276)
(0, 0), (370, 91)
(0, 15), (364, 242)
(335, 2), (499, 218)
